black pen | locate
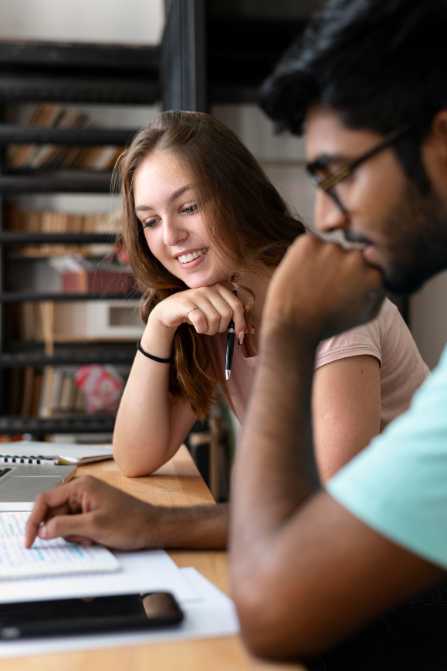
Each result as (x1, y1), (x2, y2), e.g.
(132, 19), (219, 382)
(225, 320), (236, 381)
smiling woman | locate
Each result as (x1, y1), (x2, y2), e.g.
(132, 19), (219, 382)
(110, 110), (428, 539)
(133, 150), (233, 290)
(114, 111), (303, 425)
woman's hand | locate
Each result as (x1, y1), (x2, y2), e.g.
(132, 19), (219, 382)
(149, 283), (248, 340)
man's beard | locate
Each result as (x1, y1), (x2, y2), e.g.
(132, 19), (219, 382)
(379, 184), (447, 295)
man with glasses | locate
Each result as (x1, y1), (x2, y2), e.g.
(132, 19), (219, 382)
(306, 125), (412, 217)
(230, 0), (447, 664)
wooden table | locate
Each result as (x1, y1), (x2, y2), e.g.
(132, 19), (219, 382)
(3, 447), (303, 671)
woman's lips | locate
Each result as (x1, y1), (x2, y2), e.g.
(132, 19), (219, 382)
(177, 248), (208, 267)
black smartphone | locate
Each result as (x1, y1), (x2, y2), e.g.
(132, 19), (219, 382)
(0, 592), (184, 640)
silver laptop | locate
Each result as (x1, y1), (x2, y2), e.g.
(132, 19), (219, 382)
(0, 463), (76, 511)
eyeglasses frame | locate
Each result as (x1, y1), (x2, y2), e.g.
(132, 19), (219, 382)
(305, 124), (412, 213)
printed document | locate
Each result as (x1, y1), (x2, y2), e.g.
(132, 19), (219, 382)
(0, 512), (120, 579)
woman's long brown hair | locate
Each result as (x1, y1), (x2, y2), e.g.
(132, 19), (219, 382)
(115, 111), (305, 418)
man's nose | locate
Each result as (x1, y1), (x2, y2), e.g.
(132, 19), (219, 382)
(314, 189), (350, 234)
(162, 217), (187, 246)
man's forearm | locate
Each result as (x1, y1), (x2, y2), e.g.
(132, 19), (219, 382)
(152, 502), (228, 549)
(231, 326), (320, 553)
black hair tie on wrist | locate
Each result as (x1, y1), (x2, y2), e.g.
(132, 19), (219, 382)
(137, 340), (173, 364)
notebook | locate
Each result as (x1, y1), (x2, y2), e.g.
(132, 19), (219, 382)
(0, 440), (113, 466)
(0, 512), (120, 579)
(0, 441), (112, 512)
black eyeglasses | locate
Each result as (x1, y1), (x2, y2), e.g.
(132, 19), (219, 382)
(305, 124), (412, 213)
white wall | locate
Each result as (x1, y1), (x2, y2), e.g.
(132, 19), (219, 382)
(411, 272), (447, 369)
(0, 0), (163, 43)
(214, 105), (315, 225)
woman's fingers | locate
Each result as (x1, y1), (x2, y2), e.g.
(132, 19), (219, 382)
(215, 284), (248, 339)
(186, 297), (220, 333)
(185, 285), (248, 336)
(157, 282), (250, 336)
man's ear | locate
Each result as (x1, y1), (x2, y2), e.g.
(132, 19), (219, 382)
(428, 110), (447, 162)
(421, 110), (447, 194)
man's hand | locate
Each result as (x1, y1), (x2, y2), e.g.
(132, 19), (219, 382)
(25, 476), (162, 551)
(264, 234), (385, 343)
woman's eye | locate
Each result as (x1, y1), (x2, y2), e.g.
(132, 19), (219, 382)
(181, 203), (199, 215)
(142, 218), (158, 229)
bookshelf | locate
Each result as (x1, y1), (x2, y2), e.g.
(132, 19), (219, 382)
(0, 1), (321, 452)
(0, 39), (159, 438)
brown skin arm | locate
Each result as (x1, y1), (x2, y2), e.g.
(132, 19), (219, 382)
(25, 476), (228, 550)
(230, 235), (444, 661)
(232, 492), (443, 659)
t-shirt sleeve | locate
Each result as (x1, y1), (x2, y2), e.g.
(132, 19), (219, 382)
(326, 346), (447, 569)
(316, 312), (382, 369)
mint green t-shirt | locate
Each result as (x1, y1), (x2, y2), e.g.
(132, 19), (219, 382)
(327, 345), (447, 569)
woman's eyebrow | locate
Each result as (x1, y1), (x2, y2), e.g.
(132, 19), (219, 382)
(135, 184), (194, 213)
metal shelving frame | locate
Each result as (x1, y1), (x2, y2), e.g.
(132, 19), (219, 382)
(0, 1), (314, 437)
(0, 39), (159, 435)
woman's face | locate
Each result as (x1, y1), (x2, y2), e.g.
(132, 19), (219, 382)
(133, 149), (234, 288)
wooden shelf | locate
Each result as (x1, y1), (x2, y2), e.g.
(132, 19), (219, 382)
(0, 73), (159, 105)
(0, 171), (113, 194)
(0, 39), (159, 74)
(0, 291), (140, 302)
(0, 414), (115, 434)
(0, 232), (117, 245)
(0, 40), (160, 104)
(0, 344), (135, 368)
(0, 125), (137, 146)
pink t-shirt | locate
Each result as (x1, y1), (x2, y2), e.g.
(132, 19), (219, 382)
(212, 298), (428, 428)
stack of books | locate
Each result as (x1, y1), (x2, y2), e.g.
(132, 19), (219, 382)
(7, 205), (122, 257)
(49, 255), (136, 294)
(8, 103), (124, 171)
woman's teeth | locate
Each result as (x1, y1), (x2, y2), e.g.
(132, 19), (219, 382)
(178, 249), (206, 264)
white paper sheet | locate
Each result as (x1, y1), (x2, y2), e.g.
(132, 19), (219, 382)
(0, 547), (196, 604)
(0, 512), (119, 579)
(0, 440), (113, 463)
(0, 568), (239, 658)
